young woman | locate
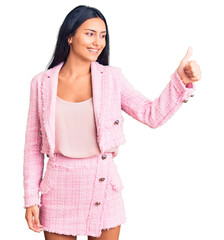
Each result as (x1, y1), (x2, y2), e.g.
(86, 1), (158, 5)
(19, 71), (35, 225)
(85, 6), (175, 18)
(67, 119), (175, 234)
(23, 5), (201, 240)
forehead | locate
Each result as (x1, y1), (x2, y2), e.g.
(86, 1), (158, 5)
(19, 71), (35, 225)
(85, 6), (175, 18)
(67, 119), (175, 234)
(79, 18), (106, 31)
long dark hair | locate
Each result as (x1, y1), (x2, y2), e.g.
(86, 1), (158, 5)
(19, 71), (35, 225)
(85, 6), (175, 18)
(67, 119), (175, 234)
(46, 5), (110, 69)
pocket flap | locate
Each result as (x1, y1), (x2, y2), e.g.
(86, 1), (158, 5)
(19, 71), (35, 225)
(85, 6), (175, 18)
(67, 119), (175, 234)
(109, 163), (124, 191)
(39, 161), (55, 194)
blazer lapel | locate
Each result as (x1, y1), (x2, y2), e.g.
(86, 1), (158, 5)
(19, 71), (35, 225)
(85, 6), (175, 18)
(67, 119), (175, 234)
(41, 61), (108, 156)
(91, 61), (108, 153)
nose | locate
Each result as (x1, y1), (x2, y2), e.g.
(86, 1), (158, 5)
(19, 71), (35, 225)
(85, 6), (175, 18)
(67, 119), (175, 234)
(93, 35), (101, 47)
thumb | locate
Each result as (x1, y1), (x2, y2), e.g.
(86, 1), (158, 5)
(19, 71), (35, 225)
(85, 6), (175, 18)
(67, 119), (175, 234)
(181, 46), (193, 64)
(33, 209), (40, 227)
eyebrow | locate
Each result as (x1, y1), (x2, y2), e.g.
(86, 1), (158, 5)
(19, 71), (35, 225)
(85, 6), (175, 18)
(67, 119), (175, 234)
(84, 29), (107, 33)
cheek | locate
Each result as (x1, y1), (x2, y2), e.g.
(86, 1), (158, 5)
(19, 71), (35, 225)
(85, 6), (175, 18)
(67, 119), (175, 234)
(81, 36), (93, 46)
(102, 41), (106, 48)
(74, 36), (91, 49)
(99, 41), (106, 51)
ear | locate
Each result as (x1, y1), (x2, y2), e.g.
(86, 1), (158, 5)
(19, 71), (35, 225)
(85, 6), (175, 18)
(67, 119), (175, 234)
(67, 34), (72, 44)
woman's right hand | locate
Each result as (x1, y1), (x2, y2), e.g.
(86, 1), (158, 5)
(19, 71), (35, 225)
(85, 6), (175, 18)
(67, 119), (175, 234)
(25, 205), (43, 233)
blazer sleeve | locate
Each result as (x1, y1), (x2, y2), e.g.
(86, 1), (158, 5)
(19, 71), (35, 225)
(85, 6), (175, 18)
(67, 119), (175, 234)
(23, 77), (44, 208)
(119, 68), (195, 128)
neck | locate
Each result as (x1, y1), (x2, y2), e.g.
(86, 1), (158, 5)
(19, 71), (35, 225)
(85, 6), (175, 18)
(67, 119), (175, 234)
(59, 53), (92, 80)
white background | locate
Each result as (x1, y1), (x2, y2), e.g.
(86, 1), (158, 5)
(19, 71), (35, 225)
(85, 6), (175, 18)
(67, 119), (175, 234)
(1, 0), (223, 239)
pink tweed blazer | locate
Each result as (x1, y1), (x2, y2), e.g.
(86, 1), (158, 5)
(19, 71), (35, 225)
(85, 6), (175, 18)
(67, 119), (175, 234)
(23, 61), (195, 208)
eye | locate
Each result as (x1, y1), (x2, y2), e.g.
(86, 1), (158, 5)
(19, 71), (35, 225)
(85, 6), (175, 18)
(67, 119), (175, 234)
(101, 34), (106, 38)
(86, 32), (93, 36)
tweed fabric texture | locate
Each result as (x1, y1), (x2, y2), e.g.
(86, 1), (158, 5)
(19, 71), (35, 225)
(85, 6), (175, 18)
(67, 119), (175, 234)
(38, 152), (126, 237)
(23, 61), (195, 208)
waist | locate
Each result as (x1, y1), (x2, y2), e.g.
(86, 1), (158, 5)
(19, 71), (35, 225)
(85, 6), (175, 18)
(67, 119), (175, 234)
(48, 152), (114, 169)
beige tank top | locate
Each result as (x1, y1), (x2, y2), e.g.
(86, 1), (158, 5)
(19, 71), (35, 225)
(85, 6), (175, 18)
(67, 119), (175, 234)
(55, 96), (119, 158)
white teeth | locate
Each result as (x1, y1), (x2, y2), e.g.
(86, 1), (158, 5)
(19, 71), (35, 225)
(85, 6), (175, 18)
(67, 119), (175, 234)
(88, 48), (98, 52)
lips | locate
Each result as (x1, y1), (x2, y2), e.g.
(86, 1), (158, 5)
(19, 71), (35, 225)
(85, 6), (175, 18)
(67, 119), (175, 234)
(87, 48), (100, 53)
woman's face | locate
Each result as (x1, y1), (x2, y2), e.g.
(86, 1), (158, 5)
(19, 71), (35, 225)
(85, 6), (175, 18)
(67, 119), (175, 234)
(68, 17), (107, 62)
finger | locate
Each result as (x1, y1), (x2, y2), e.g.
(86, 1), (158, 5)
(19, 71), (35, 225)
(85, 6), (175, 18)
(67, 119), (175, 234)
(184, 71), (201, 81)
(27, 215), (40, 232)
(33, 210), (43, 230)
(184, 68), (201, 76)
(188, 77), (200, 81)
(182, 46), (193, 64)
(31, 219), (43, 232)
(184, 60), (198, 69)
(184, 66), (200, 74)
(184, 68), (201, 78)
(32, 219), (43, 228)
(184, 66), (198, 74)
(33, 210), (40, 227)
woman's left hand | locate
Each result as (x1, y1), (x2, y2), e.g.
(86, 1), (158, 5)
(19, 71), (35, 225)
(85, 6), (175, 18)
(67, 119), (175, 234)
(177, 46), (201, 86)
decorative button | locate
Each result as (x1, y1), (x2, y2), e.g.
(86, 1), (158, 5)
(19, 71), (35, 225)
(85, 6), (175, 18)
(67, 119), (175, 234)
(47, 154), (49, 158)
(99, 177), (105, 182)
(95, 202), (101, 206)
(114, 120), (119, 125)
(183, 99), (188, 103)
(47, 76), (50, 78)
(102, 154), (107, 160)
(100, 71), (103, 74)
(190, 94), (194, 97)
(39, 132), (42, 136)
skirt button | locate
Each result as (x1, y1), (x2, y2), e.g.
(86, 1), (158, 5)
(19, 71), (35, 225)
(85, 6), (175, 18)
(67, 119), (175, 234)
(99, 177), (105, 182)
(95, 202), (101, 206)
(102, 154), (107, 160)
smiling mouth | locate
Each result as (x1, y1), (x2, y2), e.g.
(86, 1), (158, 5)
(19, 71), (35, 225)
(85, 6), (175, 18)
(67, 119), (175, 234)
(87, 48), (100, 54)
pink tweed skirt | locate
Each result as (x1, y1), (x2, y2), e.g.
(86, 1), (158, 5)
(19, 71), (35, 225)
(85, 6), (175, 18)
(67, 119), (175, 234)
(39, 152), (126, 238)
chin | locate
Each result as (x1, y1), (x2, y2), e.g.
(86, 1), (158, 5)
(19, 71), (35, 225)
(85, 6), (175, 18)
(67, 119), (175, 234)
(86, 56), (99, 62)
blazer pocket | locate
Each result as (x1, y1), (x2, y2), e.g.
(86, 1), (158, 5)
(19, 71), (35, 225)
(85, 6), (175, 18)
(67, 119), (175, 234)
(109, 162), (124, 192)
(39, 161), (55, 194)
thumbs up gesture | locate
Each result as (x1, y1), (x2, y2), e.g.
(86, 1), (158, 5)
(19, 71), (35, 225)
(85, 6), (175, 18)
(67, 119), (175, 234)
(177, 46), (201, 86)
